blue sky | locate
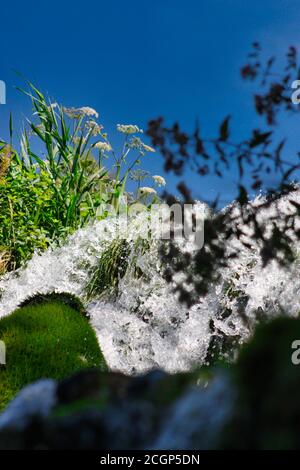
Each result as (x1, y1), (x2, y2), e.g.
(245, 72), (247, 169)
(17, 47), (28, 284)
(1, 0), (300, 203)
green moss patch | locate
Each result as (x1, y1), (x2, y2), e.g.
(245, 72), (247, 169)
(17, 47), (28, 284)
(0, 301), (107, 410)
(19, 292), (88, 318)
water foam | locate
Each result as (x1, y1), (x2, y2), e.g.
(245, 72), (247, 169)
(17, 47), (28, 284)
(0, 193), (299, 374)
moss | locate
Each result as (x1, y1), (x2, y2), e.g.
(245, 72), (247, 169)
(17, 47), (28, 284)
(19, 292), (88, 319)
(53, 369), (208, 419)
(0, 301), (107, 410)
(52, 398), (105, 418)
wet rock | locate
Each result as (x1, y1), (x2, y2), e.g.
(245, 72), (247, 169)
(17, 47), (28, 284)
(152, 375), (233, 450)
(57, 369), (103, 404)
(3, 317), (300, 451)
(0, 368), (222, 449)
(0, 379), (57, 432)
(0, 379), (57, 449)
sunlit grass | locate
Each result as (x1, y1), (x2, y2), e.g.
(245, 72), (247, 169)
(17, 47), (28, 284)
(0, 82), (159, 272)
(0, 301), (107, 410)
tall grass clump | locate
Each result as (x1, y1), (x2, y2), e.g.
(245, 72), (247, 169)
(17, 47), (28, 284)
(85, 236), (152, 300)
(0, 83), (162, 272)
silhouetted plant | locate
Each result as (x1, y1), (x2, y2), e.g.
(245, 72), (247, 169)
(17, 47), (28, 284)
(147, 44), (300, 306)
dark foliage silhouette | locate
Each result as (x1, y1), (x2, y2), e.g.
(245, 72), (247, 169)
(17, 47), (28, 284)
(147, 44), (300, 306)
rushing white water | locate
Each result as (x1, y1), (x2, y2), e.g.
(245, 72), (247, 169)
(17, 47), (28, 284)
(0, 192), (300, 374)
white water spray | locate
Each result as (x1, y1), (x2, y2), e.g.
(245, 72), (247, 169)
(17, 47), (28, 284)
(0, 193), (300, 374)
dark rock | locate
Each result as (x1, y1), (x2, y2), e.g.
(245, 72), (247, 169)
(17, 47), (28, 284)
(57, 369), (102, 404)
(3, 317), (300, 450)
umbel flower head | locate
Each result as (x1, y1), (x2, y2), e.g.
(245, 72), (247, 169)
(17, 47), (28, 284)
(80, 107), (99, 118)
(128, 137), (155, 154)
(94, 141), (112, 152)
(62, 106), (99, 119)
(152, 175), (166, 186)
(139, 187), (157, 196)
(85, 120), (103, 136)
(72, 135), (88, 146)
(117, 124), (143, 134)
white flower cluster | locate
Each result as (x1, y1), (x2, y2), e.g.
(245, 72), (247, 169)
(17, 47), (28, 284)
(72, 136), (87, 146)
(152, 175), (166, 186)
(62, 106), (99, 119)
(117, 124), (143, 134)
(139, 186), (157, 196)
(128, 137), (155, 154)
(94, 141), (112, 152)
(85, 120), (103, 136)
(80, 107), (99, 118)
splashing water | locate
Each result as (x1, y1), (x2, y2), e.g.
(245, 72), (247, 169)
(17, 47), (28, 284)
(0, 192), (300, 374)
